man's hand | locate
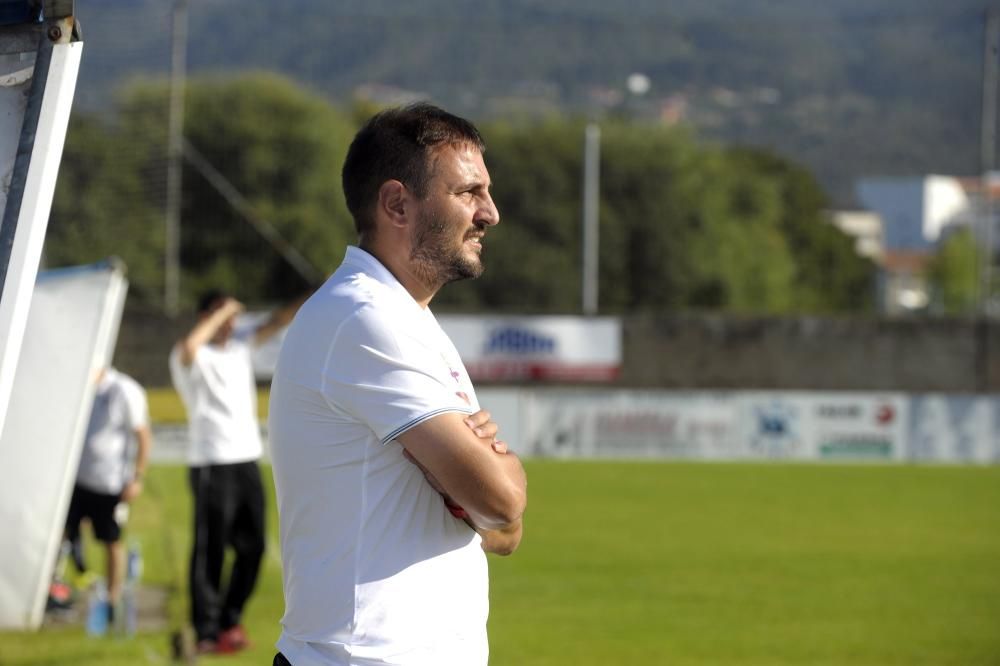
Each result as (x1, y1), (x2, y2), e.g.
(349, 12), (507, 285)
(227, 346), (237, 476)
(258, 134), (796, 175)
(121, 478), (143, 503)
(462, 408), (507, 453)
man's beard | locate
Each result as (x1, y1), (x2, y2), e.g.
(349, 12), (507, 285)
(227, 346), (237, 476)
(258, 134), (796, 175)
(411, 210), (484, 286)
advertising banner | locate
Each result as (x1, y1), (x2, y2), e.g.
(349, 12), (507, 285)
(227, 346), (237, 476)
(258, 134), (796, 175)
(438, 315), (621, 382)
(520, 390), (738, 459)
(507, 389), (987, 463)
(907, 394), (998, 463)
(737, 392), (908, 461)
(152, 385), (1000, 466)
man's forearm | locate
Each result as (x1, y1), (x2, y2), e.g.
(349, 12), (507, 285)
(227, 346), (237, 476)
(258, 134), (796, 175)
(134, 425), (152, 480)
(254, 291), (312, 345)
(459, 451), (527, 530)
(177, 300), (242, 364)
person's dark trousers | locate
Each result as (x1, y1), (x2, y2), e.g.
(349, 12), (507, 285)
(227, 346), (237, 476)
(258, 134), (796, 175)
(188, 461), (265, 642)
(273, 653), (292, 666)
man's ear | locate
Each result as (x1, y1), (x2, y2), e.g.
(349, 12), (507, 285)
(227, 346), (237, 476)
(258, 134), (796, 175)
(377, 180), (410, 229)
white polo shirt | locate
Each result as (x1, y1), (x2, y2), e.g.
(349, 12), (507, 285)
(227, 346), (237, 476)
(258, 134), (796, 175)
(76, 368), (149, 495)
(169, 331), (263, 466)
(269, 246), (488, 666)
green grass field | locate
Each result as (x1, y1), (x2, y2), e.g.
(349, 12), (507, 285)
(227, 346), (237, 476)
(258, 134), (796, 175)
(1, 461), (998, 665)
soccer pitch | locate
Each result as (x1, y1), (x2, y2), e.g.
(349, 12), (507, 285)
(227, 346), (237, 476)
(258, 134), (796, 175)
(1, 460), (997, 665)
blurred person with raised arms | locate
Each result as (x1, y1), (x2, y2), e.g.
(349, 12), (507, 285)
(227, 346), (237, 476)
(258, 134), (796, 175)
(268, 103), (527, 666)
(169, 289), (302, 654)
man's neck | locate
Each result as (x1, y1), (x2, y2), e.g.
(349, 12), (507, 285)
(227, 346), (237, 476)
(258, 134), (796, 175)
(359, 242), (438, 308)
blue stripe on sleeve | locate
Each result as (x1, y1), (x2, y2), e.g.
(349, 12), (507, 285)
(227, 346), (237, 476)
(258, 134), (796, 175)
(380, 406), (475, 445)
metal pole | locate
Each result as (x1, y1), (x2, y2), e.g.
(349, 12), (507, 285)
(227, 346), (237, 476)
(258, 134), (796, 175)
(164, 0), (188, 316)
(582, 123), (600, 316)
(980, 9), (999, 316)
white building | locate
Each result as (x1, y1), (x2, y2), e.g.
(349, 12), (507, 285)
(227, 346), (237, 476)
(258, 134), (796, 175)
(856, 175), (975, 251)
(848, 175), (995, 315)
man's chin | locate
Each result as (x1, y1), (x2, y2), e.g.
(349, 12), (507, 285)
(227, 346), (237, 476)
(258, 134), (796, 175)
(446, 258), (484, 282)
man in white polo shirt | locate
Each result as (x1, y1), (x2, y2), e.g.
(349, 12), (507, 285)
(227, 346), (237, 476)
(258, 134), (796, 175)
(268, 103), (527, 666)
(65, 366), (152, 624)
(169, 289), (303, 655)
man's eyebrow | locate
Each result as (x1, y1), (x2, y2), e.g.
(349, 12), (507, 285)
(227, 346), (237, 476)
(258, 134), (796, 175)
(456, 179), (491, 191)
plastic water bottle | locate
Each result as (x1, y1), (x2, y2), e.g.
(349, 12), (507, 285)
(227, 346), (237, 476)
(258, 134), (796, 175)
(122, 542), (142, 636)
(85, 578), (109, 636)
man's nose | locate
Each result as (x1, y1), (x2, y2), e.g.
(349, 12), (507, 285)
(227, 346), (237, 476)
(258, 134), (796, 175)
(480, 194), (500, 226)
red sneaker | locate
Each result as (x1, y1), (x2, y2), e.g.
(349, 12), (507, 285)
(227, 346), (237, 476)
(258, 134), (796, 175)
(216, 625), (250, 654)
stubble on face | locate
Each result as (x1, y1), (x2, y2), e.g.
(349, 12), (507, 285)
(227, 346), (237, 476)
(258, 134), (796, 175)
(409, 144), (492, 287)
(410, 206), (485, 286)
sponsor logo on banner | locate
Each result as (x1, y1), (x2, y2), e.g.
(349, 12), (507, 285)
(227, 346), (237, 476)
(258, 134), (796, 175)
(814, 397), (897, 459)
(529, 405), (585, 458)
(593, 410), (731, 457)
(750, 400), (803, 458)
(440, 316), (622, 382)
(526, 393), (736, 459)
(485, 326), (556, 354)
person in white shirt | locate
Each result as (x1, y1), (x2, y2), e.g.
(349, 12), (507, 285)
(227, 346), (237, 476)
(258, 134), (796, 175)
(269, 103), (527, 666)
(64, 367), (152, 621)
(169, 289), (303, 655)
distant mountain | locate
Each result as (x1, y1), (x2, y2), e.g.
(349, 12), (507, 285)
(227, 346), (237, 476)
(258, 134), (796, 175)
(72, 0), (993, 205)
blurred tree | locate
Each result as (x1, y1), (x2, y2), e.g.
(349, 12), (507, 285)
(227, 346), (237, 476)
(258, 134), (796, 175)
(458, 121), (816, 314)
(114, 73), (356, 307)
(177, 73), (356, 304)
(684, 149), (797, 312)
(598, 122), (707, 312)
(927, 228), (980, 315)
(47, 81), (874, 317)
(50, 73), (357, 310)
(726, 147), (876, 313)
(437, 120), (585, 312)
(47, 114), (165, 303)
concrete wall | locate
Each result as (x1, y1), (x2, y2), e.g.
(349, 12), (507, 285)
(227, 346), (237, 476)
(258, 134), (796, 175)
(622, 314), (1000, 392)
(114, 306), (1000, 393)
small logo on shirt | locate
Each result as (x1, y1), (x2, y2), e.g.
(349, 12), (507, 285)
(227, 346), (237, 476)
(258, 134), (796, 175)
(441, 352), (462, 384)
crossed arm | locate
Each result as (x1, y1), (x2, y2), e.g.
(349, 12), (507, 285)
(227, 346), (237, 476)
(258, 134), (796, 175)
(397, 409), (527, 555)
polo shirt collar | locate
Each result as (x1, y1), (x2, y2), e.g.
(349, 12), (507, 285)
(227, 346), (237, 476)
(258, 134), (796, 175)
(342, 245), (427, 311)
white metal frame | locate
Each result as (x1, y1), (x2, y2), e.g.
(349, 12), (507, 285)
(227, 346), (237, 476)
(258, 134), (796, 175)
(0, 10), (82, 442)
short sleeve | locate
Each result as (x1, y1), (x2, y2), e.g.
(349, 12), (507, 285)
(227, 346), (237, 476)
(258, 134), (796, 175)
(120, 376), (150, 430)
(323, 307), (472, 444)
(168, 346), (190, 395)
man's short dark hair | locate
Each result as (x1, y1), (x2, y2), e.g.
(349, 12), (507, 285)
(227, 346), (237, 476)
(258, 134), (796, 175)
(197, 288), (229, 314)
(342, 102), (485, 241)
